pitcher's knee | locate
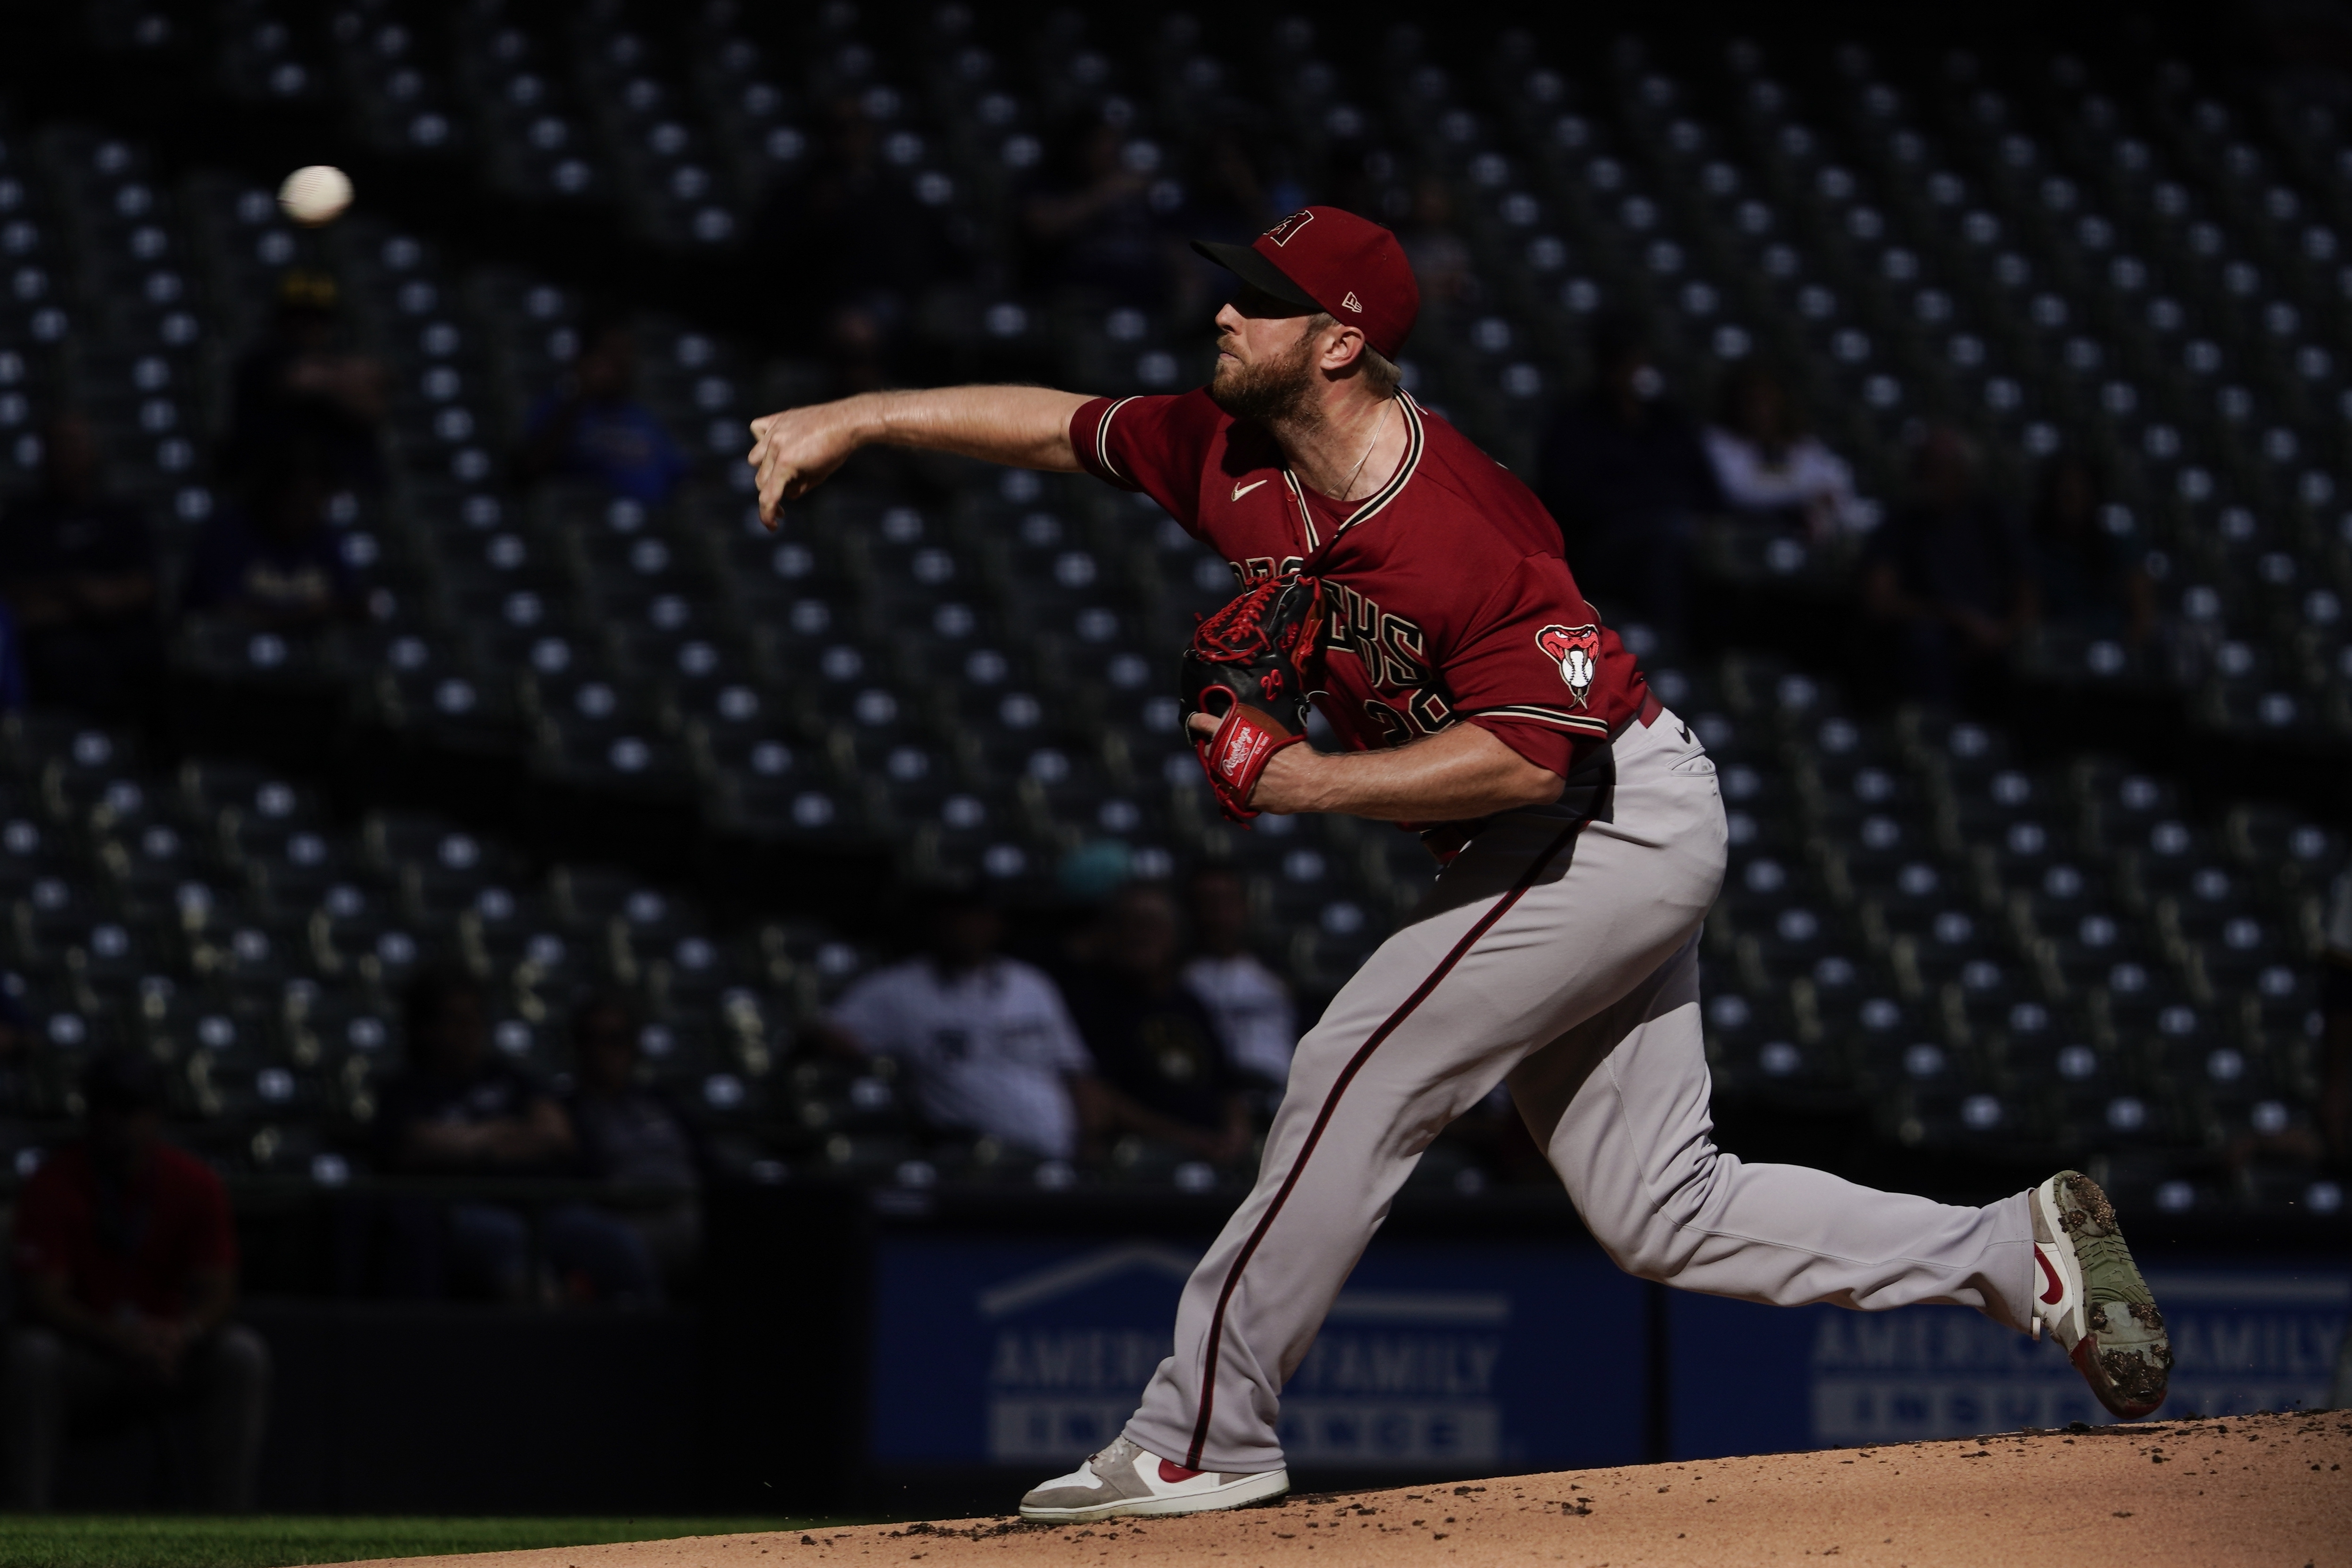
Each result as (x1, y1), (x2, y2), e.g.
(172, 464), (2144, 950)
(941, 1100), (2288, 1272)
(1590, 1213), (1687, 1283)
(1585, 1145), (1734, 1283)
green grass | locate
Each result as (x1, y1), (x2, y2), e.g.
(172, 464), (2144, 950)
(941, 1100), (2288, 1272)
(0, 1516), (850, 1568)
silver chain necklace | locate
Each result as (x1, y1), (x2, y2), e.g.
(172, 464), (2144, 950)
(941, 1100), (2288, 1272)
(1335, 397), (1395, 503)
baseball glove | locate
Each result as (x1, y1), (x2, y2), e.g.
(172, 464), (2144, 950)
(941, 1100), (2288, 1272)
(1178, 573), (1329, 824)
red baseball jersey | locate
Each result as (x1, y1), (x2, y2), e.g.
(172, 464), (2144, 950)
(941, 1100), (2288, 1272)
(1070, 389), (1649, 785)
(13, 1140), (237, 1319)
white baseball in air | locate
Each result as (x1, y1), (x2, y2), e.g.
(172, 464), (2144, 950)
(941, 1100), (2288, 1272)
(277, 165), (353, 227)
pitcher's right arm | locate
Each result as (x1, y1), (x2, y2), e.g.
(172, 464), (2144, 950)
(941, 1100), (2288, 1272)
(746, 386), (1091, 526)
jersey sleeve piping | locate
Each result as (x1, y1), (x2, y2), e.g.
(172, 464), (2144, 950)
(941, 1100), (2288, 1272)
(1093, 396), (1141, 486)
(1458, 703), (1613, 736)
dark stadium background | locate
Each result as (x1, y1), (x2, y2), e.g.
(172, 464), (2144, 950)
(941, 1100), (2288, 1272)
(0, 0), (2342, 1522)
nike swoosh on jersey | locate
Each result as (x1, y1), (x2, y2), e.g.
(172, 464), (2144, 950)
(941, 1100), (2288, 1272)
(1230, 479), (1270, 501)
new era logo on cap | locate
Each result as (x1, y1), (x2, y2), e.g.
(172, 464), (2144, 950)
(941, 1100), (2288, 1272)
(1191, 206), (1421, 360)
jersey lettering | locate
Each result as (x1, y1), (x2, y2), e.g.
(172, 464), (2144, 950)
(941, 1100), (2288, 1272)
(1228, 555), (1304, 587)
(1360, 698), (1415, 748)
(1324, 582), (1451, 742)
(1378, 612), (1426, 690)
(1327, 581), (1383, 659)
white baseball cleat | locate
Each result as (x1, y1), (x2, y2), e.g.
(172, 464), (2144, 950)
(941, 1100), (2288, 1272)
(2029, 1169), (2172, 1419)
(1017, 1434), (1290, 1523)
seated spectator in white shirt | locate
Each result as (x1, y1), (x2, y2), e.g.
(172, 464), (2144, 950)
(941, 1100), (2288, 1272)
(1702, 363), (1873, 541)
(1179, 867), (1297, 1088)
(820, 889), (1096, 1160)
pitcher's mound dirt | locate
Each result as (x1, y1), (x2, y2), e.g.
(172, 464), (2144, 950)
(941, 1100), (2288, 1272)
(351, 1408), (2350, 1568)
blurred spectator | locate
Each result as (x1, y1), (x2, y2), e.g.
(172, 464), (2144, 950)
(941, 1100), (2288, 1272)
(0, 593), (29, 718)
(1702, 364), (1872, 541)
(1064, 883), (1251, 1166)
(0, 986), (27, 1114)
(1538, 313), (1720, 648)
(179, 442), (365, 630)
(374, 966), (568, 1300)
(2325, 865), (2352, 1410)
(517, 317), (689, 506)
(4, 1050), (268, 1510)
(822, 887), (1095, 1161)
(1021, 107), (1184, 309)
(374, 968), (653, 1304)
(221, 270), (385, 491)
(751, 94), (953, 388)
(1180, 867), (1296, 1088)
(2025, 451), (2153, 647)
(1173, 121), (1274, 318)
(1396, 175), (1474, 310)
(0, 414), (160, 717)
(1860, 426), (2032, 709)
(562, 993), (700, 1298)
(2323, 865), (2351, 1183)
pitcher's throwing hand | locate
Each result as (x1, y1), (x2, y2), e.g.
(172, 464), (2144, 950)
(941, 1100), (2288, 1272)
(745, 404), (861, 526)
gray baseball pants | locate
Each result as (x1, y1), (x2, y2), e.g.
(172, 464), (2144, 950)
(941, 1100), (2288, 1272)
(1124, 708), (2039, 1473)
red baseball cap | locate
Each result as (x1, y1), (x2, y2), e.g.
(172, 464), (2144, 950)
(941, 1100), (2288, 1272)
(1193, 206), (1420, 360)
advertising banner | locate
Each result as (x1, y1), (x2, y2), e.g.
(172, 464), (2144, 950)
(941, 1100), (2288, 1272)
(1670, 1262), (2351, 1460)
(867, 1235), (1648, 1471)
(867, 1236), (2347, 1474)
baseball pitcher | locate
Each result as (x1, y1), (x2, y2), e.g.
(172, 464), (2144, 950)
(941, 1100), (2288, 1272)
(746, 206), (2172, 1521)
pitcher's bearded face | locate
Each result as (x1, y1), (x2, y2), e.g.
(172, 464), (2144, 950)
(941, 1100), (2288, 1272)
(1209, 321), (1321, 426)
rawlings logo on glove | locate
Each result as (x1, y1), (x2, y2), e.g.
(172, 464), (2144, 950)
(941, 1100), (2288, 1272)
(1219, 724), (1275, 781)
(1178, 574), (1329, 824)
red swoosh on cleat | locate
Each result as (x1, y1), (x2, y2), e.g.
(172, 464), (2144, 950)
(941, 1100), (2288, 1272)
(2036, 1246), (2065, 1305)
(1159, 1459), (1204, 1484)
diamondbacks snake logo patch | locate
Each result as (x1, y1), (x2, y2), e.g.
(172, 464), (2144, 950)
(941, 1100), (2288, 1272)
(1536, 623), (1601, 708)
